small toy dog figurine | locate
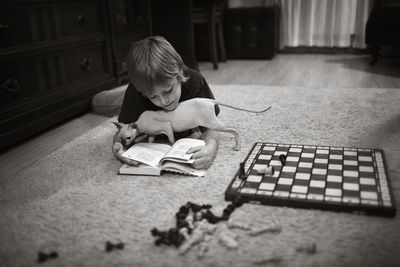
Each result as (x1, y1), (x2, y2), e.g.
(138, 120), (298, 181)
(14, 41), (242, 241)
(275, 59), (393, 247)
(113, 98), (271, 164)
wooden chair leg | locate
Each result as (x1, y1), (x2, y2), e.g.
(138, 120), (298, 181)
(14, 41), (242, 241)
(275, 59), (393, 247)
(370, 45), (380, 65)
(217, 21), (226, 62)
(208, 17), (218, 69)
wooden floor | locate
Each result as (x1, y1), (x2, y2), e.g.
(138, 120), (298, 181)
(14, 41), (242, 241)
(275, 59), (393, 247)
(1, 54), (399, 177)
(200, 54), (400, 88)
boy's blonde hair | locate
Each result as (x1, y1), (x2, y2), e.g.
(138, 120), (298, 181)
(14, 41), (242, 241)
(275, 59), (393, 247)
(127, 36), (188, 96)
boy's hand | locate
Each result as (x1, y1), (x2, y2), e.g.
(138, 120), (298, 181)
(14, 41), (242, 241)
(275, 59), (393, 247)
(187, 143), (217, 170)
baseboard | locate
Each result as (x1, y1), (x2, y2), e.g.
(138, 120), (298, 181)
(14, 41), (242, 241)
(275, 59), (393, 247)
(280, 46), (368, 54)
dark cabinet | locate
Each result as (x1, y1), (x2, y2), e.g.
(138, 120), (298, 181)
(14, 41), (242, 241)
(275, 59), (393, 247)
(365, 0), (400, 64)
(0, 0), (152, 151)
(151, 0), (198, 69)
(107, 0), (152, 84)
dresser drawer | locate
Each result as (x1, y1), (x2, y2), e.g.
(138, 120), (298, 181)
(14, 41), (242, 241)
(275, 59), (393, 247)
(58, 1), (101, 38)
(61, 43), (108, 83)
(0, 6), (37, 49)
(0, 0), (102, 50)
(0, 58), (47, 107)
(1, 42), (109, 108)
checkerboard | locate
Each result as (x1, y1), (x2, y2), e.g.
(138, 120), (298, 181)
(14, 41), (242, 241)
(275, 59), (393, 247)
(225, 142), (396, 217)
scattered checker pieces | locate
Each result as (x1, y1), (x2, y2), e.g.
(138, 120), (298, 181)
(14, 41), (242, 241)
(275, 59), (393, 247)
(225, 142), (396, 217)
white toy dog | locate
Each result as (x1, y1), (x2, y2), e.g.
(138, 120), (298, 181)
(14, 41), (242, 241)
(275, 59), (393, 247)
(113, 98), (271, 164)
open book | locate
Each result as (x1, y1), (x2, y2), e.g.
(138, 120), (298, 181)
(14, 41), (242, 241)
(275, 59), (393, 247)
(119, 138), (207, 177)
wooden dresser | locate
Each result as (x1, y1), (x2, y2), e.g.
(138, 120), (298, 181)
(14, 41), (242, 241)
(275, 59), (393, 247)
(0, 0), (152, 151)
(107, 0), (152, 84)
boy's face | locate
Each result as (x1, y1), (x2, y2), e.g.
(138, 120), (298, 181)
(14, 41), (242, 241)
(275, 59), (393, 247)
(148, 78), (181, 111)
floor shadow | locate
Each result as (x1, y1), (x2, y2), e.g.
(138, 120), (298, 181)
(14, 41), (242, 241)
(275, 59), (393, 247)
(361, 113), (400, 151)
(325, 53), (400, 79)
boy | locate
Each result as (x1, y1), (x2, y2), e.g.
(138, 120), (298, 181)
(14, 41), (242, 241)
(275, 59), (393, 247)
(113, 36), (220, 170)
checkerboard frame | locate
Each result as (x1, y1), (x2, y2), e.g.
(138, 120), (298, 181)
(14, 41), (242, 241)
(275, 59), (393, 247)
(225, 142), (396, 217)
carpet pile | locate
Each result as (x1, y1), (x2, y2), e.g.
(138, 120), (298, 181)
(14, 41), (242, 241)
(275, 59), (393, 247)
(0, 85), (399, 267)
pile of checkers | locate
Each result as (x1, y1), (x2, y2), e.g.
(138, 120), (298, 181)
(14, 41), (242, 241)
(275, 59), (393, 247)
(150, 200), (317, 263)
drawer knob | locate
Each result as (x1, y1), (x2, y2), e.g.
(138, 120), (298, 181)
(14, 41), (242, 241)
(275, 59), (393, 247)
(75, 13), (87, 26)
(1, 78), (20, 92)
(0, 22), (10, 33)
(80, 57), (92, 71)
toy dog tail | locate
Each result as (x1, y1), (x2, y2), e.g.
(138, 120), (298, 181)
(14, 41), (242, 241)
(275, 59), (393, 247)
(215, 101), (272, 113)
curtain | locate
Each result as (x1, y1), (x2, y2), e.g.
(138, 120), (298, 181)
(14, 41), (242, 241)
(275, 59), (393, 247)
(228, 0), (374, 49)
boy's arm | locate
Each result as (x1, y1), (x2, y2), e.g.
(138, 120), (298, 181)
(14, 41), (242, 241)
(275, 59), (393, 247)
(188, 129), (219, 169)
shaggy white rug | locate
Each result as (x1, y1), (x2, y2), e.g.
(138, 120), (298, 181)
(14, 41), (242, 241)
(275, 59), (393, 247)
(0, 85), (399, 267)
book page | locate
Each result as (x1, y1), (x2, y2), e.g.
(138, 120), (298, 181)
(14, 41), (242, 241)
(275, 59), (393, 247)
(122, 143), (171, 168)
(163, 138), (205, 162)
(162, 162), (206, 177)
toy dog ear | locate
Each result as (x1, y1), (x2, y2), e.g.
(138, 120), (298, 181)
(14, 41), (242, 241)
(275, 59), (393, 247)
(130, 122), (140, 133)
(112, 122), (123, 129)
